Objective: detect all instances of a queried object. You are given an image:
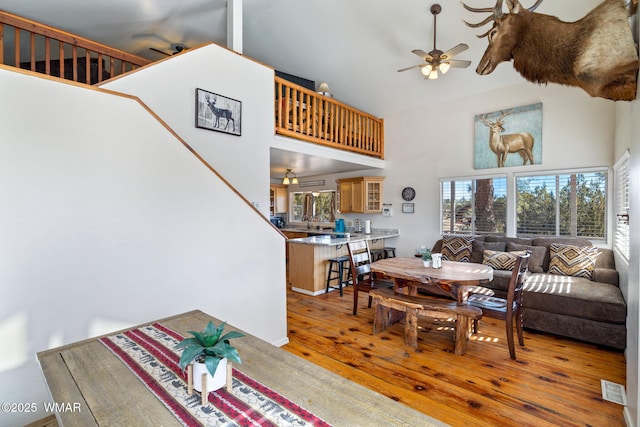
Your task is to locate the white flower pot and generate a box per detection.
[192,358,227,393]
[423,260,431,267]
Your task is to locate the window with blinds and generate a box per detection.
[441,177,506,235]
[614,152,630,260]
[515,170,608,239]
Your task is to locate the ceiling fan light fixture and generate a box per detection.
[282,168,298,185]
[398,3,470,79]
[421,64,433,76]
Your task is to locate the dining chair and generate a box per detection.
[468,252,530,360]
[347,240,393,315]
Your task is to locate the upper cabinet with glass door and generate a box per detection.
[337,176,384,213]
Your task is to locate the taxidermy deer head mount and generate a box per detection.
[463,0,639,101]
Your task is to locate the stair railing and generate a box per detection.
[0,10,150,84]
[275,77,384,159]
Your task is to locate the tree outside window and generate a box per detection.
[516,171,607,239]
[290,191,336,223]
[441,177,506,235]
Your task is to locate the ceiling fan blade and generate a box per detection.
[447,59,472,69]
[149,47,171,56]
[440,43,469,60]
[411,49,431,60]
[397,64,423,73]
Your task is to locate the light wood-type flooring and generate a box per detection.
[283,286,626,427]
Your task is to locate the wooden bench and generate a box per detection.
[369,288,483,355]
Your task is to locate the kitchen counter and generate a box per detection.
[286,229,399,295]
[287,230,399,246]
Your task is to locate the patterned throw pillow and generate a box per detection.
[505,242,546,273]
[483,250,528,271]
[440,236,474,263]
[548,243,599,279]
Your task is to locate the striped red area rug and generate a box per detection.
[99,323,331,427]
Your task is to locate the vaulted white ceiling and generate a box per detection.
[0,0,616,178]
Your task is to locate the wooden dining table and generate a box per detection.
[371,257,494,303]
[37,310,444,427]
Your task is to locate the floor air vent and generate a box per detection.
[601,379,627,405]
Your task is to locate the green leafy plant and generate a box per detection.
[175,321,244,377]
[422,249,432,261]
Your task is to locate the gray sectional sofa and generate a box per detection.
[432,236,626,350]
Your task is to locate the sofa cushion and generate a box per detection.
[595,248,616,270]
[548,243,599,279]
[532,236,592,271]
[483,250,527,271]
[485,236,533,246]
[440,235,474,262]
[505,242,547,273]
[593,267,619,287]
[471,240,506,263]
[523,273,626,324]
[485,269,514,293]
[433,236,483,253]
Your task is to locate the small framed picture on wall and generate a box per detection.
[402,203,414,214]
[195,88,242,136]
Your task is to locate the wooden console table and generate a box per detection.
[37,310,445,426]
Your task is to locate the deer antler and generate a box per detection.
[463,0,544,37]
[462,0,504,27]
[478,114,494,126]
[495,109,512,125]
[508,0,544,12]
[479,110,512,127]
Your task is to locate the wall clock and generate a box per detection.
[401,187,415,201]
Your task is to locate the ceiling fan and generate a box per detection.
[149,44,188,57]
[398,3,471,79]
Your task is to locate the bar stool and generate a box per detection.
[383,247,396,258]
[370,248,385,261]
[325,256,351,296]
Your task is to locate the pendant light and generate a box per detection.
[282,169,298,185]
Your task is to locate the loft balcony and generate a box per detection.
[1,10,383,159]
[275,77,384,159]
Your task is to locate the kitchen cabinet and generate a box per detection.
[337,176,384,213]
[270,184,288,215]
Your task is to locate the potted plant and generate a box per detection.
[175,320,244,392]
[422,249,432,267]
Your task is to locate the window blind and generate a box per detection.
[441,177,506,235]
[614,152,630,260]
[515,171,607,239]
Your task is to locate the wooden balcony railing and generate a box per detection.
[0,10,150,84]
[275,77,384,159]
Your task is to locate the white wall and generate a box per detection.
[0,62,286,426]
[376,82,616,256]
[297,82,616,259]
[103,43,274,216]
[616,92,640,427]
[627,98,640,427]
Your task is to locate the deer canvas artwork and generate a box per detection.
[474,103,542,169]
[463,0,639,101]
[196,88,242,136]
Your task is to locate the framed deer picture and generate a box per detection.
[196,88,242,136]
[473,102,542,169]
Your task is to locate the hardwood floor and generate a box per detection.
[283,286,626,427]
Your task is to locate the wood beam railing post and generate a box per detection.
[14,27,20,68]
[1,10,150,84]
[274,78,385,159]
